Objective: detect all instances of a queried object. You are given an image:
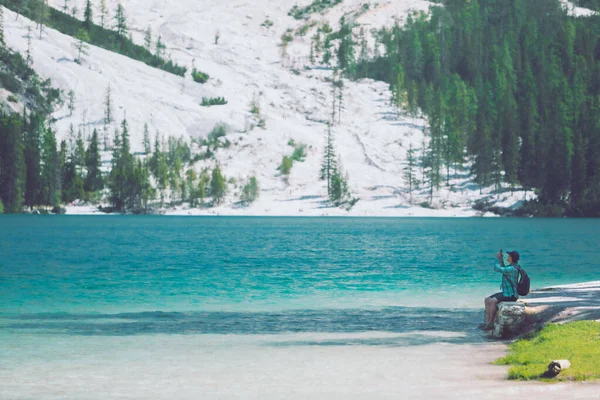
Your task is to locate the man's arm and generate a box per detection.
[494,262,514,273]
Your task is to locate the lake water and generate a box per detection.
[1,217,599,399]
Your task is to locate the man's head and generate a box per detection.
[507,251,520,264]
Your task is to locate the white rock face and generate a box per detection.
[493,302,525,339]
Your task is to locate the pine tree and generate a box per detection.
[143,123,151,154]
[68,90,75,116]
[0,6,5,47]
[0,113,25,213]
[358,27,369,64]
[83,0,93,30]
[279,32,292,65]
[135,159,154,211]
[336,16,356,74]
[84,129,103,193]
[144,26,152,51]
[108,118,134,211]
[424,85,443,199]
[320,124,337,196]
[322,35,332,65]
[198,169,210,205]
[23,112,42,208]
[40,126,60,206]
[393,66,408,112]
[104,84,112,124]
[335,75,344,125]
[155,35,165,58]
[62,0,69,13]
[25,26,33,66]
[114,3,128,41]
[37,0,50,39]
[210,165,227,205]
[330,69,338,125]
[99,0,107,28]
[73,29,90,64]
[403,143,418,203]
[75,128,86,167]
[150,133,168,202]
[312,32,322,59]
[407,80,419,120]
[62,150,84,204]
[240,176,259,205]
[185,168,197,206]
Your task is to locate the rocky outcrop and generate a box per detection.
[490,281,600,339]
[492,302,525,338]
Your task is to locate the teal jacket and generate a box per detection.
[494,262,520,298]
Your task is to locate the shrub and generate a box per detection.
[250,99,260,115]
[0,71,21,93]
[295,21,318,36]
[0,199,4,214]
[281,32,294,44]
[192,68,209,83]
[208,124,227,141]
[287,139,296,146]
[261,19,274,28]
[7,94,18,103]
[200,96,228,106]
[279,156,293,175]
[292,144,307,162]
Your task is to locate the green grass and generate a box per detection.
[494,321,600,381]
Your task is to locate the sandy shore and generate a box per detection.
[1,335,598,400]
[2,282,599,399]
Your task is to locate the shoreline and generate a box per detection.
[50,203,499,217]
[1,282,599,399]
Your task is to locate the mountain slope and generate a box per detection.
[4,1,534,216]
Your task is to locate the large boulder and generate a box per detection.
[493,302,525,338]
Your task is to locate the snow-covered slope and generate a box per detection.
[4,1,535,216]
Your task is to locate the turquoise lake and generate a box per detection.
[1,217,598,326]
[1,217,599,399]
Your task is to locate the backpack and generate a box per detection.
[514,265,530,296]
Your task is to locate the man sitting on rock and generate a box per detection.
[481,250,520,330]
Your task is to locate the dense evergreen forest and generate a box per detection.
[328,0,600,216]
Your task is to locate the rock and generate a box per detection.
[493,302,525,338]
[51,206,66,214]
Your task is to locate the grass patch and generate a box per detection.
[494,321,600,381]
